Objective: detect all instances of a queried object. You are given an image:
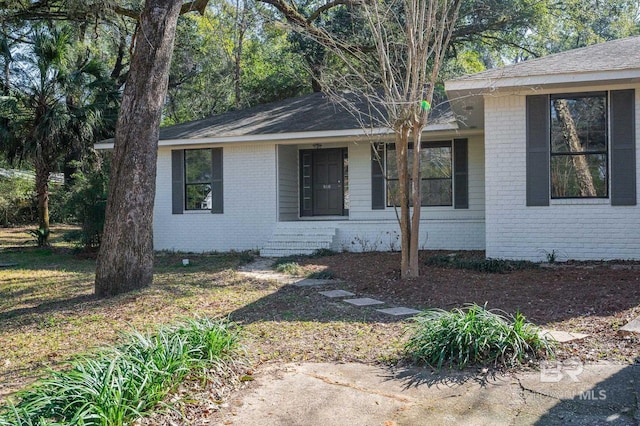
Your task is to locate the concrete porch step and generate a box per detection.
[262,223,337,257]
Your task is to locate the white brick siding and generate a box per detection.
[154,144,277,252]
[484,84,640,261]
[153,135,486,253]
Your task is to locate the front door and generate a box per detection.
[300,149,345,216]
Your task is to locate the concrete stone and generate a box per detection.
[343,297,385,306]
[211,362,640,426]
[319,290,355,298]
[618,316,640,336]
[292,278,338,287]
[539,329,589,343]
[376,307,422,316]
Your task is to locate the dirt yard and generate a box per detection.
[298,251,640,364]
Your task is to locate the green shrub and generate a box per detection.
[309,248,338,258]
[425,255,537,273]
[0,318,240,426]
[405,304,554,370]
[306,269,335,279]
[271,256,302,268]
[0,174,36,226]
[61,162,109,249]
[275,261,304,276]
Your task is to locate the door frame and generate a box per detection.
[299,148,348,217]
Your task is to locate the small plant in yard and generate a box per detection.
[405,304,554,370]
[306,269,335,279]
[425,255,538,273]
[275,261,304,276]
[0,318,242,426]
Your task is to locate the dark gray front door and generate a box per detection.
[300,149,344,216]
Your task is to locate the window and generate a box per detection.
[527,89,634,207]
[185,149,213,210]
[386,142,452,207]
[171,148,223,214]
[550,93,608,198]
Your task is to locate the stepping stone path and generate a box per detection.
[319,290,355,298]
[376,307,422,316]
[294,278,339,287]
[343,297,385,306]
[539,330,589,343]
[618,316,640,336]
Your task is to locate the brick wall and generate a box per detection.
[484,84,640,261]
[154,144,277,252]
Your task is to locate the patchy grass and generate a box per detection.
[0,318,241,425]
[0,227,406,401]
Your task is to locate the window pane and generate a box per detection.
[386,147,398,178]
[186,183,213,210]
[387,180,400,206]
[422,179,452,206]
[551,154,607,198]
[421,146,452,178]
[185,149,212,183]
[551,95,606,153]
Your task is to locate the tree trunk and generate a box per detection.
[34,159,50,246]
[95,0,183,297]
[552,99,597,197]
[396,128,412,278]
[408,126,422,277]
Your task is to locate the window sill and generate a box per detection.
[550,198,609,206]
[184,210,215,214]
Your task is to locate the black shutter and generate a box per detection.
[300,151,313,217]
[611,89,636,206]
[211,147,223,213]
[371,143,385,209]
[171,150,184,214]
[526,95,550,206]
[453,138,468,209]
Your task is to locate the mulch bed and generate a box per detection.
[300,251,640,364]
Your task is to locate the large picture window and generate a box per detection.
[386,142,452,207]
[185,149,213,210]
[550,93,608,198]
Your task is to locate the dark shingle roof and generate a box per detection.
[449,35,640,84]
[159,92,452,140]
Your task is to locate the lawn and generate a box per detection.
[1,225,639,405]
[0,226,405,401]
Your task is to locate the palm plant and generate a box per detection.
[0,25,115,245]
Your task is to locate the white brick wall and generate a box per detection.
[153,134,486,253]
[484,84,640,261]
[154,144,277,252]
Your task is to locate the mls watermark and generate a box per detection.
[540,358,584,383]
[539,358,607,401]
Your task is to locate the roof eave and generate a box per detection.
[94,122,460,150]
[445,69,640,93]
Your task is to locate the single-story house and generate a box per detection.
[97,35,640,261]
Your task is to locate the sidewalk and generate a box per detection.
[213,362,639,426]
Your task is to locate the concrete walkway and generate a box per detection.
[231,258,640,425]
[214,362,639,426]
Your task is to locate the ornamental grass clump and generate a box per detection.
[0,318,240,426]
[405,304,554,370]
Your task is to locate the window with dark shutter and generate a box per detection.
[371,143,385,209]
[526,95,551,206]
[172,148,223,214]
[454,139,468,209]
[611,89,636,206]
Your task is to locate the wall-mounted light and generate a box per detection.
[313,143,322,149]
